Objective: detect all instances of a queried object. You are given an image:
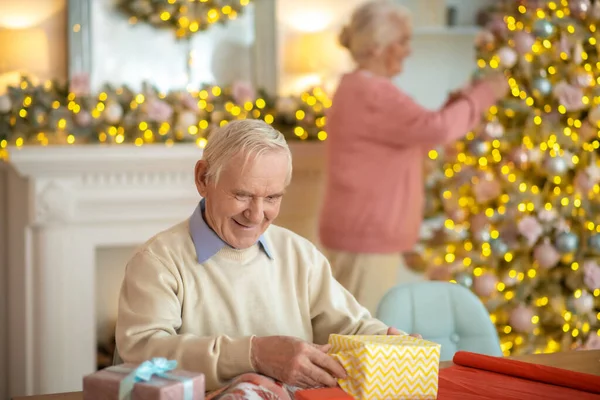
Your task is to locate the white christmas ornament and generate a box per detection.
[176,111,197,130]
[497,46,518,68]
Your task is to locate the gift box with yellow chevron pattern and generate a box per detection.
[328,334,441,400]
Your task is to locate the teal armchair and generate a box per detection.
[376,281,502,361]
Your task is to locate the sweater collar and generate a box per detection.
[189,199,273,263]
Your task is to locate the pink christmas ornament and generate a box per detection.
[473,273,498,297]
[509,305,535,333]
[583,261,600,290]
[470,213,489,233]
[534,240,561,269]
[514,31,535,55]
[473,177,502,203]
[74,110,92,127]
[575,170,594,192]
[518,216,543,246]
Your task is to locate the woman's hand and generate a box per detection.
[250,336,348,389]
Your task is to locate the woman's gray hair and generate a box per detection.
[339,0,412,63]
[202,119,292,185]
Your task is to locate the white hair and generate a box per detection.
[202,119,292,185]
[339,0,412,63]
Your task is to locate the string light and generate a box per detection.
[0,78,331,159]
[117,0,253,40]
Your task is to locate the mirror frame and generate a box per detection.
[66,0,278,95]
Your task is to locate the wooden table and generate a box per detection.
[13,350,600,400]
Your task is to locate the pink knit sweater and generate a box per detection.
[318,70,498,253]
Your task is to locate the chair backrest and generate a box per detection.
[375,281,502,361]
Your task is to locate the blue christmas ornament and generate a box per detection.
[533,19,556,39]
[555,232,579,254]
[588,234,600,254]
[532,77,553,98]
[491,238,509,256]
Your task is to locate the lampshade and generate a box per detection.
[284,30,350,75]
[0,0,65,29]
[0,27,50,78]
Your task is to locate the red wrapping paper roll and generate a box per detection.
[452,351,600,394]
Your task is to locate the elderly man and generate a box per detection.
[115,119,409,398]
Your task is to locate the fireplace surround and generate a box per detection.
[1,142,324,397]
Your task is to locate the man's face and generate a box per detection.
[196,150,289,249]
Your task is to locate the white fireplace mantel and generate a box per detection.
[1,142,325,397]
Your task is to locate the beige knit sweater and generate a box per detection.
[115,220,389,391]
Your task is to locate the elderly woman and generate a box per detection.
[115,119,414,399]
[318,0,509,315]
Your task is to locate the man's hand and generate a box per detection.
[250,336,347,389]
[387,327,422,339]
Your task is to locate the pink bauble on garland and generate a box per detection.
[473,273,498,297]
[509,305,535,333]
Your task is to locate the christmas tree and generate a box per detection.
[416,0,600,355]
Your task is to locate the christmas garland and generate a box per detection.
[118,0,253,39]
[0,75,329,158]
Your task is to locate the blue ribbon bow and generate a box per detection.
[108,357,193,400]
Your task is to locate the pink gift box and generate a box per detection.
[83,360,205,400]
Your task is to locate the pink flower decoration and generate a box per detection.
[146,99,173,122]
[231,81,256,104]
[518,216,543,246]
[69,73,90,97]
[553,81,585,111]
[583,260,600,290]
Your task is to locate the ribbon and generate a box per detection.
[107,357,194,400]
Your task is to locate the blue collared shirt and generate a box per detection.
[189,199,274,263]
